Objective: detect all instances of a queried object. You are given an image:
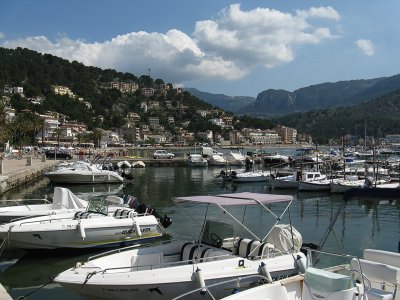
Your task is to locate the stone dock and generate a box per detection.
[0,157,59,195]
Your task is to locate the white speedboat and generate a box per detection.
[270,171,326,190]
[0,198,170,249]
[186,154,208,167]
[0,187,87,222]
[54,192,307,300]
[231,170,270,183]
[44,160,124,184]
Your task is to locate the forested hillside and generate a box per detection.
[273,89,400,143]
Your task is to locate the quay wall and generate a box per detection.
[0,157,59,195]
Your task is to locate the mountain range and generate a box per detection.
[188,74,400,119]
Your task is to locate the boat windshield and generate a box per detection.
[86,198,108,215]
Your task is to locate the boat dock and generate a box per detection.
[0,157,59,195]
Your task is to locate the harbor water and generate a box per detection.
[0,165,399,299]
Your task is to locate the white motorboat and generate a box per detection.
[231,170,271,183]
[225,151,246,166]
[0,187,87,222]
[191,248,400,300]
[186,154,208,167]
[0,197,171,249]
[44,160,124,184]
[131,161,145,168]
[330,176,366,193]
[298,179,331,191]
[263,153,290,166]
[269,171,326,190]
[54,192,307,300]
[208,154,227,166]
[117,160,132,168]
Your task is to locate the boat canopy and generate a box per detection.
[52,187,87,209]
[173,192,293,206]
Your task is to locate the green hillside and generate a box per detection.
[273,89,400,143]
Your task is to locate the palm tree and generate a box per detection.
[31,115,44,146]
[91,128,103,148]
[53,127,64,148]
[0,100,10,147]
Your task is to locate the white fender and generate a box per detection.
[195,268,207,295]
[78,222,86,240]
[296,254,307,274]
[260,262,273,283]
[134,220,141,237]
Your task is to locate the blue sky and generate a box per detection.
[1,0,399,97]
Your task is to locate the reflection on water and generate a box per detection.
[0,167,399,299]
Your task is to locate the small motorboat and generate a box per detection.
[0,197,171,250]
[44,160,124,184]
[186,154,208,167]
[54,192,306,300]
[131,161,145,168]
[231,170,270,183]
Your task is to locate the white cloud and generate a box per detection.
[1,4,340,83]
[355,39,375,56]
[0,32,4,39]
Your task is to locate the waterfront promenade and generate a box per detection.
[0,157,59,195]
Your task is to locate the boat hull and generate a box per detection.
[45,173,123,184]
[0,217,163,249]
[298,181,331,191]
[56,254,302,300]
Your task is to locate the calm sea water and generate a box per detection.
[0,164,399,299]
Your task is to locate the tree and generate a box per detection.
[52,127,64,148]
[91,128,103,148]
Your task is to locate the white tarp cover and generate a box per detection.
[266,224,302,253]
[174,192,293,206]
[52,187,88,209]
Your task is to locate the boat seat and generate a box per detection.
[363,249,400,268]
[236,238,274,259]
[302,267,355,300]
[113,209,137,219]
[351,258,399,300]
[180,243,214,263]
[74,211,93,219]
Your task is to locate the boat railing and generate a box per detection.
[13,215,76,225]
[99,252,235,274]
[171,274,270,300]
[0,198,52,208]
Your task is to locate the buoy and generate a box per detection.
[78,222,86,240]
[296,254,307,274]
[195,268,207,295]
[259,262,273,283]
[134,221,141,237]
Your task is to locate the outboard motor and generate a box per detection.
[120,170,134,180]
[231,170,237,179]
[137,202,172,228]
[245,158,253,172]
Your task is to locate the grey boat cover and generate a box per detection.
[51,187,88,209]
[174,192,293,206]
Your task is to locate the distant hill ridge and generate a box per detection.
[184,88,255,113]
[187,75,400,118]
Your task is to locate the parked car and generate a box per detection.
[45,150,73,160]
[153,150,175,159]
